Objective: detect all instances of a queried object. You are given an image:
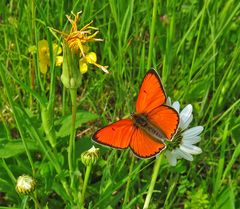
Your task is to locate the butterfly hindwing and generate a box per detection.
[147,105,179,140]
[136,69,166,113]
[130,127,166,158]
[92,119,134,149]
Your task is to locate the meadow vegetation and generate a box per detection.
[0,0,240,208]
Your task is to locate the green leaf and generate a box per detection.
[215,186,235,209]
[0,139,39,158]
[183,76,211,102]
[57,110,98,137]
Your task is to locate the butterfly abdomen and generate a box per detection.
[131,113,167,143]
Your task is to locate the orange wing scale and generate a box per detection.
[130,128,166,158]
[147,105,179,140]
[136,69,166,113]
[92,119,134,149]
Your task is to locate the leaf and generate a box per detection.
[0,139,39,158]
[215,186,235,209]
[57,110,98,137]
[183,76,211,102]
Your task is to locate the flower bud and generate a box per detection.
[16,175,36,194]
[81,146,99,166]
[61,40,82,89]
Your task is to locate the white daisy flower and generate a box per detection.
[165,98,204,166]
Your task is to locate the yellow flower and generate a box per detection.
[58,12,109,74]
[79,52,109,74]
[38,40,63,74]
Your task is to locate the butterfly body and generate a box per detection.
[131,113,166,143]
[93,69,179,158]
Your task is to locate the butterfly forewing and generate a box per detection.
[92,119,134,149]
[136,69,166,113]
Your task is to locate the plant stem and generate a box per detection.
[143,154,163,209]
[62,86,67,116]
[147,0,158,70]
[32,192,42,209]
[81,165,92,207]
[68,88,77,187]
[28,0,36,110]
[123,155,135,207]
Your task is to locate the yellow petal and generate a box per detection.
[85,52,97,64]
[79,59,88,74]
[38,40,49,64]
[38,39,48,48]
[39,62,48,74]
[56,56,63,66]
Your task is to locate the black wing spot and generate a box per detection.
[112,127,116,131]
[144,90,147,94]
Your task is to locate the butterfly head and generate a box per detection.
[131,113,148,127]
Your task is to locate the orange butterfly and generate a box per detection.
[92,69,179,158]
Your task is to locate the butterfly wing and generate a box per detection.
[130,128,166,158]
[92,119,134,149]
[147,105,179,140]
[136,69,166,113]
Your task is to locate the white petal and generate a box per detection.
[180,104,192,128]
[175,148,193,161]
[180,144,202,155]
[182,136,201,144]
[180,114,193,130]
[165,151,177,166]
[172,101,180,113]
[166,97,172,106]
[182,126,204,138]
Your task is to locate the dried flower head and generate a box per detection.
[81,146,100,166]
[16,175,36,194]
[54,11,109,73]
[62,12,103,56]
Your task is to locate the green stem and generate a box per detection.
[123,155,135,207]
[143,154,163,209]
[68,88,77,187]
[0,105,11,140]
[62,86,67,116]
[147,0,158,70]
[188,0,207,83]
[28,0,36,110]
[32,192,42,209]
[2,159,16,185]
[81,165,92,207]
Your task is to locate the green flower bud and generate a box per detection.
[16,175,36,194]
[81,146,100,166]
[61,40,82,89]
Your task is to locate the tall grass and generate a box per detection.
[0,0,240,208]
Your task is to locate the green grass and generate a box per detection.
[0,0,240,208]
